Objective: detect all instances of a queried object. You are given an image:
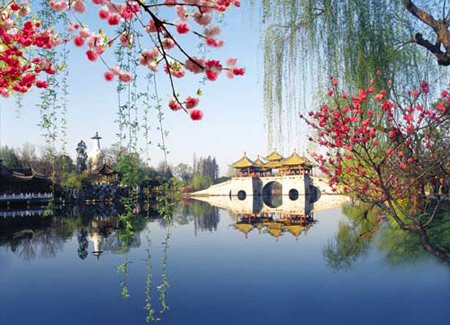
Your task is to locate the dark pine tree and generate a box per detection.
[76,140,88,173]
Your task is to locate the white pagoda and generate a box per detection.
[88,132,105,172]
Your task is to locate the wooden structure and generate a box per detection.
[253,155,266,176]
[232,211,316,241]
[92,162,118,184]
[0,160,52,199]
[231,153,257,177]
[263,150,283,175]
[280,150,313,176]
[230,150,313,177]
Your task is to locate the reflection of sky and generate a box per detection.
[1,204,450,324]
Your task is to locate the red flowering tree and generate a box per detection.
[0,2,61,97]
[1,0,244,120]
[301,73,450,261]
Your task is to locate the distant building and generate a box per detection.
[0,160,52,203]
[231,149,313,177]
[87,132,118,184]
[88,132,105,172]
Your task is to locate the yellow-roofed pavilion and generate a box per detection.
[281,149,313,176]
[263,149,284,176]
[230,149,313,177]
[231,153,256,177]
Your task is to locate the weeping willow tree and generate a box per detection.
[256,0,448,150]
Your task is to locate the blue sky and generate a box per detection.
[0,3,292,175]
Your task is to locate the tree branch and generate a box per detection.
[404,0,438,31]
[404,0,450,66]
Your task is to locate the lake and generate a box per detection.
[1,196,449,324]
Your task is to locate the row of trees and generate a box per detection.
[0,141,224,192]
[173,155,226,191]
[0,144,73,175]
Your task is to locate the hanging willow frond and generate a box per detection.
[255,0,447,149]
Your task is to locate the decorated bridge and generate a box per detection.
[190,150,334,199]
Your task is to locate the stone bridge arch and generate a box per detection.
[262,181,283,208]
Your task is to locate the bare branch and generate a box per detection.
[404,0,439,31]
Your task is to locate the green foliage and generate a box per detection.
[0,146,20,168]
[216,176,231,184]
[173,163,193,182]
[327,202,450,268]
[115,153,144,186]
[190,173,213,191]
[76,140,88,173]
[256,0,446,148]
[323,203,377,271]
[377,223,424,265]
[60,172,89,190]
[423,208,450,253]
[193,156,219,181]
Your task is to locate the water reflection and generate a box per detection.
[233,213,316,241]
[192,190,329,241]
[0,204,145,261]
[323,202,450,270]
[177,200,220,235]
[1,197,450,324]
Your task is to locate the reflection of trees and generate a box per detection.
[177,200,220,235]
[324,203,385,270]
[324,203,450,270]
[77,228,89,260]
[0,204,148,260]
[10,227,68,261]
[378,208,450,265]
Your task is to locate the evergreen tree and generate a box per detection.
[0,146,21,168]
[76,140,88,173]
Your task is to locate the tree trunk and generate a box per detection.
[415,227,450,264]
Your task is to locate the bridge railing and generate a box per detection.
[0,193,53,201]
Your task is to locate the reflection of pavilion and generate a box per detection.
[194,194,318,241]
[192,191,348,241]
[232,211,315,241]
[88,216,120,259]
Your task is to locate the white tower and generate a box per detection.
[88,132,105,171]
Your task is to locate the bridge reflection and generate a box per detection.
[232,212,316,241]
[192,188,349,241]
[192,192,321,241]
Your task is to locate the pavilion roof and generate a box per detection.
[265,227,283,239]
[282,151,313,167]
[234,223,254,234]
[302,156,314,167]
[231,153,255,168]
[264,150,283,161]
[97,162,116,175]
[264,160,282,169]
[253,155,266,167]
[283,225,304,238]
[233,223,254,239]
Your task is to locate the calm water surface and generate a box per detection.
[0,197,449,325]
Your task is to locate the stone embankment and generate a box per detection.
[58,184,131,203]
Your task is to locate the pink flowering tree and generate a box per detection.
[301,73,450,261]
[1,0,244,120]
[0,2,62,97]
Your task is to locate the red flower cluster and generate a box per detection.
[0,2,61,96]
[301,73,450,202]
